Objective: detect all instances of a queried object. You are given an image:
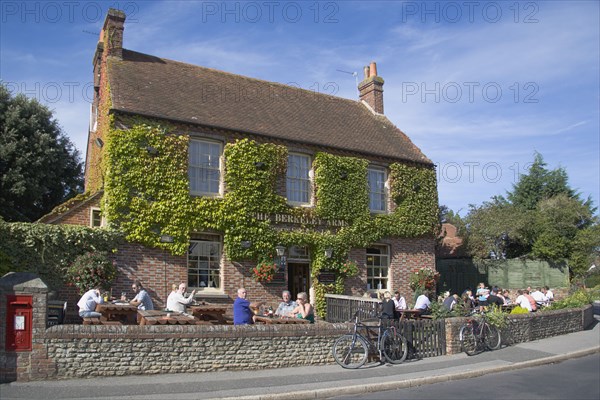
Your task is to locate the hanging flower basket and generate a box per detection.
[339,260,359,277]
[252,258,277,282]
[409,268,440,292]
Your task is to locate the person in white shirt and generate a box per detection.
[543,286,554,302]
[414,291,431,314]
[531,287,548,306]
[515,289,532,312]
[77,286,104,318]
[166,282,196,314]
[393,291,407,312]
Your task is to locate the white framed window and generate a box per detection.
[368,167,387,213]
[90,208,104,228]
[188,234,222,291]
[189,139,222,196]
[366,245,389,291]
[286,153,312,205]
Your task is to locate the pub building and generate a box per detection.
[39,9,439,316]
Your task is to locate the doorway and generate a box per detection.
[288,262,310,299]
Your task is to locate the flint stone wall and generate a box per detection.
[444,304,594,354]
[42,323,348,379]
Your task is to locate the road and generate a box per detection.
[333,353,600,400]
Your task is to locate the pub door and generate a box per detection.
[288,262,310,299]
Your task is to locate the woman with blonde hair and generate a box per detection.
[288,292,315,323]
[381,291,396,319]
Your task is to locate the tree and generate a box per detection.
[568,223,600,277]
[0,84,83,222]
[462,153,597,262]
[507,152,575,210]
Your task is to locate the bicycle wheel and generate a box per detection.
[482,323,501,350]
[381,329,408,364]
[332,334,369,369]
[459,324,479,356]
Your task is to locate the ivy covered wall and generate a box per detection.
[101,120,439,315]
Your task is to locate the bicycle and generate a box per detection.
[332,312,408,368]
[459,311,502,356]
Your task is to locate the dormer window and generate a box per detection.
[286,153,312,206]
[368,167,387,213]
[189,139,222,196]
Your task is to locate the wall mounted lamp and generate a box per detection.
[275,245,286,257]
[241,240,252,249]
[324,248,333,258]
[254,161,266,169]
[94,138,104,148]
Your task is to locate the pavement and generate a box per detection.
[1,316,599,400]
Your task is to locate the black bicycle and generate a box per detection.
[459,311,502,356]
[332,312,408,368]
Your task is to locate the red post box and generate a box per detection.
[5,295,33,351]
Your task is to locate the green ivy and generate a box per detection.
[101,119,439,317]
[0,220,122,290]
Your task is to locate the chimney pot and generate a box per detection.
[369,61,378,77]
[363,66,370,79]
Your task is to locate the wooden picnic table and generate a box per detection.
[189,305,230,324]
[254,315,310,325]
[95,302,138,324]
[138,310,197,325]
[398,309,426,321]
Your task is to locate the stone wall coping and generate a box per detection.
[44,322,351,339]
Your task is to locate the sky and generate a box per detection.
[1,0,599,216]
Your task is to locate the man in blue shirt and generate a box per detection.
[233,288,260,325]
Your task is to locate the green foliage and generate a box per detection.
[313,153,369,221]
[485,305,508,329]
[386,163,439,237]
[103,120,194,255]
[546,289,593,310]
[531,194,594,260]
[568,223,600,276]
[409,268,440,291]
[508,152,575,210]
[251,255,278,282]
[510,306,530,314]
[0,219,122,289]
[461,152,597,263]
[66,251,117,294]
[0,83,83,222]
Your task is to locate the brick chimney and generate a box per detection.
[358,61,384,114]
[100,8,126,59]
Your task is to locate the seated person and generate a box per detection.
[288,292,315,323]
[514,289,532,312]
[77,285,104,318]
[523,289,538,312]
[531,287,548,307]
[414,291,431,315]
[486,288,504,308]
[274,290,297,317]
[442,293,459,311]
[543,286,554,302]
[233,288,262,325]
[381,291,396,319]
[461,289,475,310]
[129,280,154,310]
[393,291,407,312]
[166,282,196,315]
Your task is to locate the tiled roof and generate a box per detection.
[108,50,432,165]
